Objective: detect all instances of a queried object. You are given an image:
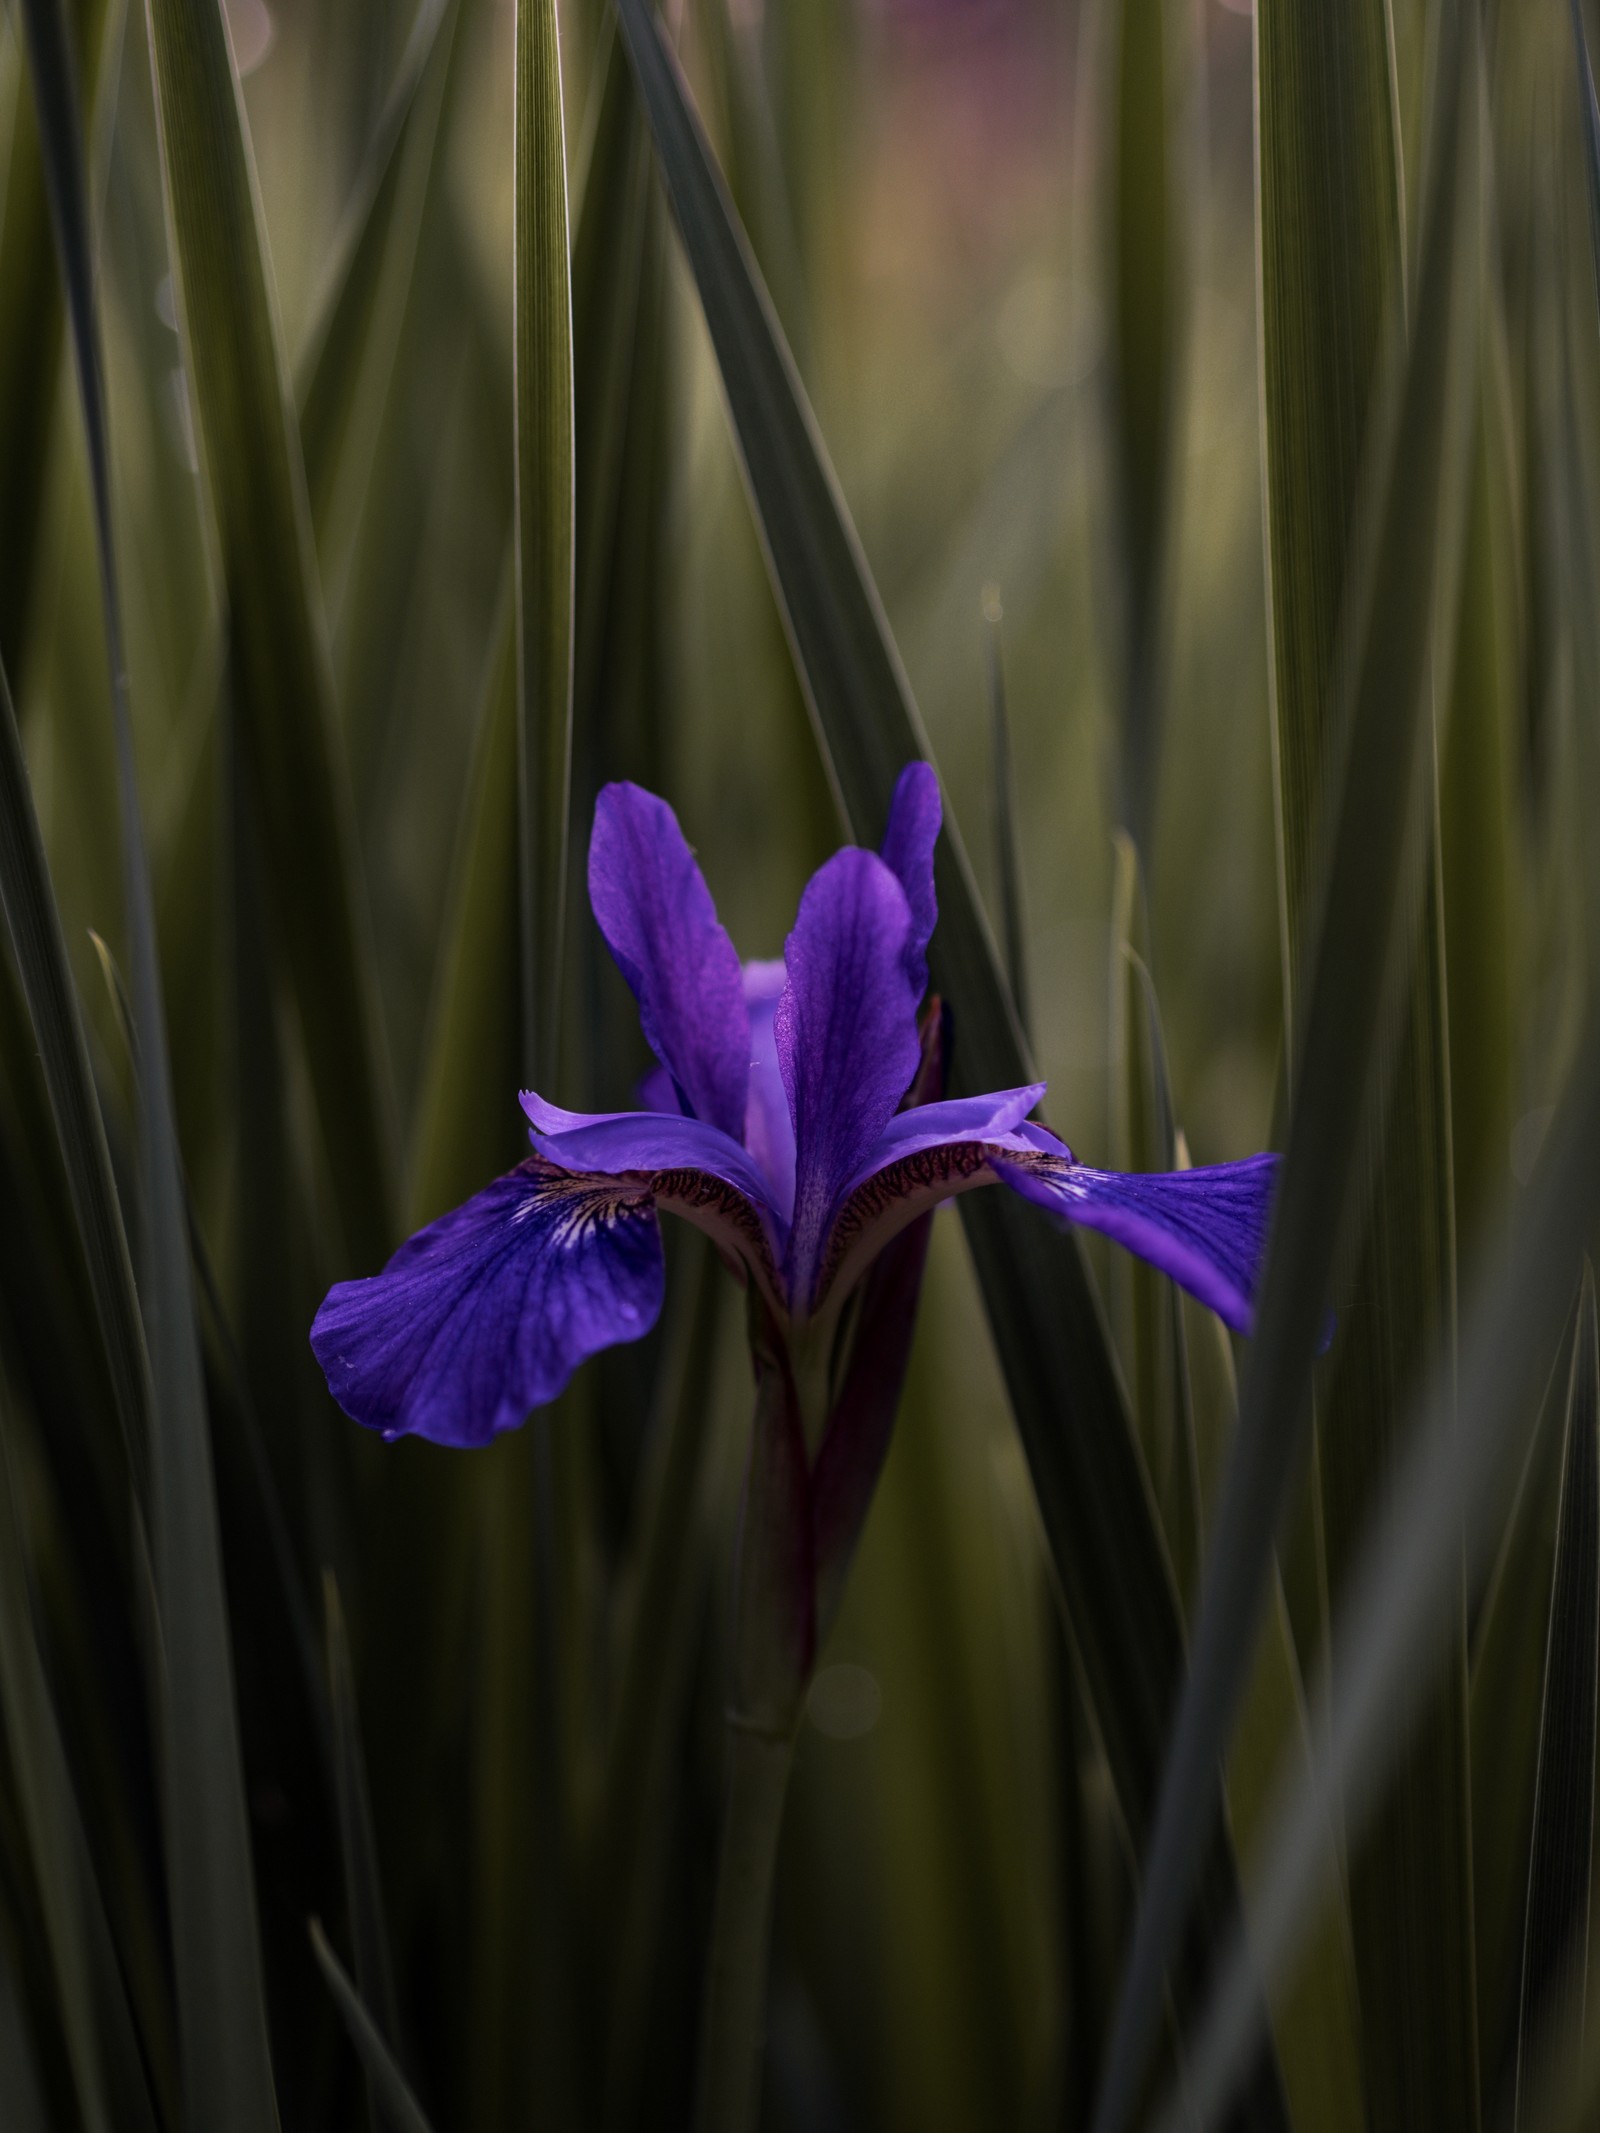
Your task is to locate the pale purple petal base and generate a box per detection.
[310,1162,665,1445]
[742,959,796,1222]
[995,1151,1279,1335]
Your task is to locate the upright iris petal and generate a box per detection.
[588,783,750,1141]
[878,760,941,999]
[775,849,925,1304]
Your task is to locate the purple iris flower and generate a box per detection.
[312,762,1275,1464]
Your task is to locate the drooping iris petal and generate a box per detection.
[776,848,924,1302]
[743,959,796,1222]
[994,1150,1280,1334]
[310,1162,664,1446]
[518,1094,786,1227]
[588,783,750,1141]
[878,760,941,998]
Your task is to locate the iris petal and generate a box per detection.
[775,848,924,1304]
[995,1150,1280,1334]
[310,1161,664,1445]
[878,761,941,999]
[519,1096,787,1228]
[588,783,750,1141]
[839,1084,1049,1198]
[743,959,796,1222]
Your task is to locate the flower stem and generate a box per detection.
[694,1720,797,2133]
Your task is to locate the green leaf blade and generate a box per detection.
[142,0,397,1270]
[514,0,576,1091]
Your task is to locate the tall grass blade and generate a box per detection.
[512,19,577,2123]
[294,0,457,538]
[143,0,397,1270]
[0,0,108,690]
[1440,372,1516,1257]
[409,569,522,1224]
[598,1238,722,2131]
[1261,0,1474,2116]
[1511,1265,1599,2122]
[569,13,652,741]
[982,586,1030,1045]
[0,651,147,1483]
[0,1936,50,2133]
[1100,0,1183,851]
[309,1922,437,2133]
[611,0,1208,1895]
[1571,0,1600,305]
[1145,1022,1600,2133]
[324,1577,403,2116]
[1090,12,1479,2127]
[514,0,575,1092]
[0,1402,112,2133]
[19,0,281,2122]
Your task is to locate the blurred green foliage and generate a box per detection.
[4,0,1600,2127]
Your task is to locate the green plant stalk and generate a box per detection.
[513,0,575,1093]
[695,1724,798,2133]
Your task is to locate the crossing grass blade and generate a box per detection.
[142,0,397,1273]
[18,0,281,2123]
[610,0,1229,1912]
[309,1922,437,2133]
[1469,1312,1573,2095]
[1089,11,1480,2126]
[1511,1264,1599,2122]
[514,0,575,1093]
[1224,1572,1365,2133]
[1145,1017,1600,2133]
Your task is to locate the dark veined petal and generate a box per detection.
[519,1094,788,1305]
[775,848,924,1304]
[878,760,940,999]
[588,782,750,1140]
[994,1149,1280,1334]
[743,958,796,1223]
[519,1093,786,1226]
[310,1161,665,1446]
[838,1084,1049,1198]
